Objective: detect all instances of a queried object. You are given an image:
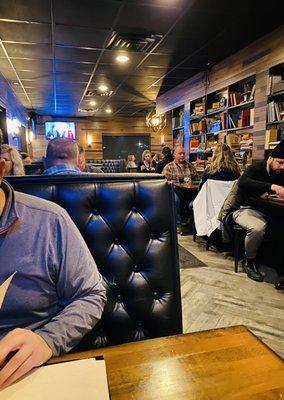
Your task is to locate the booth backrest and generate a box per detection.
[87,159,125,173]
[7,174,182,350]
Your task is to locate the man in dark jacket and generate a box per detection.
[226,140,284,287]
[155,146,174,173]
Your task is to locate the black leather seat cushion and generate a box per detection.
[7,174,182,350]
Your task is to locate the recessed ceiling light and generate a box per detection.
[116,54,129,64]
[98,84,108,92]
[105,107,112,114]
[89,100,97,106]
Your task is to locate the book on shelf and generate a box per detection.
[191,102,205,117]
[226,133,240,149]
[267,101,284,122]
[265,128,278,149]
[272,81,284,94]
[190,119,206,134]
[172,116,183,128]
[249,84,256,101]
[227,109,253,129]
[250,108,254,125]
[241,110,250,127]
[229,91,243,106]
[267,75,282,95]
[227,114,236,129]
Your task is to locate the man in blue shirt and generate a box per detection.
[0,153,106,388]
[43,138,82,175]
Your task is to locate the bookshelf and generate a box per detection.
[265,62,284,151]
[187,76,256,170]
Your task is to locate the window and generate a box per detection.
[102,135,149,160]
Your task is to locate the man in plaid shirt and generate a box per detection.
[162,147,198,183]
[162,146,198,224]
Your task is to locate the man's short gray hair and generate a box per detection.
[46,138,78,162]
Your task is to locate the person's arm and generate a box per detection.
[137,161,145,172]
[189,163,199,181]
[35,210,106,355]
[238,164,273,197]
[0,210,106,388]
[161,164,171,180]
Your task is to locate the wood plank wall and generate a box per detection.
[156,25,284,160]
[31,115,172,161]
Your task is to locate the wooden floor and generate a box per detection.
[179,235,284,359]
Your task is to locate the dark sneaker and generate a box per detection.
[275,277,284,290]
[244,261,263,282]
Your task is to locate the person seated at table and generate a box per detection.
[162,146,198,224]
[0,144,25,176]
[0,153,106,389]
[77,145,103,173]
[126,154,137,169]
[219,140,284,288]
[199,143,241,190]
[43,138,83,175]
[137,150,156,173]
[155,146,174,173]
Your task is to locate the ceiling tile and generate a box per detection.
[55,25,109,48]
[0,21,51,43]
[55,47,100,63]
[4,43,52,59]
[53,0,121,28]
[0,0,51,23]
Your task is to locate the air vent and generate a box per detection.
[106,31,163,53]
[85,90,113,97]
[78,108,98,113]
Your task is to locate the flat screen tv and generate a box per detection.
[45,122,76,140]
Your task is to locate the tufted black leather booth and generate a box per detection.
[86,159,126,173]
[7,173,182,351]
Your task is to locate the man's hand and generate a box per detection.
[271,184,284,199]
[0,328,52,390]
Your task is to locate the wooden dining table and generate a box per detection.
[49,325,284,399]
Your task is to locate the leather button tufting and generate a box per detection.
[151,233,155,239]
[132,206,137,212]
[117,294,122,302]
[114,238,119,244]
[153,292,158,299]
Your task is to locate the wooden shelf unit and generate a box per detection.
[186,75,256,168]
[265,62,284,151]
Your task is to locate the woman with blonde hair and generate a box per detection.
[126,154,137,169]
[137,149,155,172]
[199,143,240,189]
[0,144,25,176]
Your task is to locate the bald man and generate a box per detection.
[162,146,198,224]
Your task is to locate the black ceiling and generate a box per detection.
[0,0,282,117]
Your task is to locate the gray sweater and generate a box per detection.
[0,181,106,355]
